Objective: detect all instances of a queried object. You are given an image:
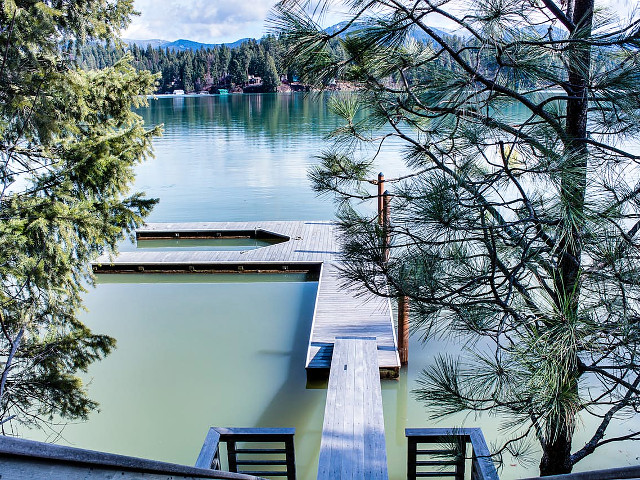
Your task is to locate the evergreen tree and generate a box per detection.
[181,52,195,92]
[0,0,160,432]
[229,54,248,86]
[262,54,280,92]
[274,0,640,475]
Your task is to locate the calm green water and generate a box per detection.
[135,237,282,251]
[29,94,640,479]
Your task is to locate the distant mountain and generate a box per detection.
[122,39,169,48]
[122,21,462,53]
[122,38,254,51]
[122,21,564,54]
[323,21,458,41]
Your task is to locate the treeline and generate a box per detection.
[77,36,295,93]
[77,32,541,94]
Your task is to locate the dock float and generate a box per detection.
[93,221,401,376]
[317,337,388,480]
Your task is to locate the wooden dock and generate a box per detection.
[93,221,401,375]
[317,337,388,480]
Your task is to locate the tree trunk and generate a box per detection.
[543,0,594,475]
[539,425,574,476]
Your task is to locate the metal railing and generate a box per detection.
[406,428,500,480]
[196,427,296,480]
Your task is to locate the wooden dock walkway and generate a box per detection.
[93,221,400,375]
[317,337,388,480]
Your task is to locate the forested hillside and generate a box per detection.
[76,30,521,95]
[77,36,291,93]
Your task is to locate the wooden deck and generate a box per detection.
[317,337,388,480]
[93,221,400,375]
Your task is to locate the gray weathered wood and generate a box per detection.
[92,221,401,374]
[317,337,389,480]
[520,465,640,480]
[0,435,263,480]
[195,428,221,469]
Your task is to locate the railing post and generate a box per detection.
[407,435,417,480]
[285,435,296,480]
[397,295,409,365]
[377,172,385,225]
[455,436,466,480]
[227,440,237,473]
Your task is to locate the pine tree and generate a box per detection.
[262,53,280,92]
[0,0,161,432]
[274,0,640,474]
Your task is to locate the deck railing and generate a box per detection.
[406,428,500,480]
[0,435,263,479]
[196,427,296,480]
[520,465,640,480]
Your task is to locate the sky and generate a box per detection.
[122,0,637,44]
[122,0,282,43]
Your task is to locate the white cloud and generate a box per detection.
[124,0,278,43]
[123,0,638,43]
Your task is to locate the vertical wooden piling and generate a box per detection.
[377,172,385,225]
[397,295,409,365]
[382,190,391,262]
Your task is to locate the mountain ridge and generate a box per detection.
[122,37,253,50]
[122,22,464,52]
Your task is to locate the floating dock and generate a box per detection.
[317,337,388,480]
[93,221,401,376]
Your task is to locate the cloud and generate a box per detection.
[124,0,278,43]
[123,0,638,43]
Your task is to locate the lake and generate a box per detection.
[27,94,640,479]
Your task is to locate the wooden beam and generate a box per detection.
[195,428,221,470]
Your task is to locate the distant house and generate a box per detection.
[173,89,185,95]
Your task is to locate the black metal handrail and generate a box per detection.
[406,428,500,480]
[196,427,296,480]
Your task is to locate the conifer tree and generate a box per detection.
[262,54,281,92]
[0,0,160,433]
[274,0,640,474]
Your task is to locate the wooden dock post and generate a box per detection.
[397,295,409,365]
[377,172,385,225]
[382,190,391,262]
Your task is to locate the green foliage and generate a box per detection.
[262,54,281,92]
[78,35,289,93]
[274,0,640,474]
[0,0,160,432]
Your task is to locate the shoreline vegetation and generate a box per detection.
[76,30,466,95]
[76,35,339,94]
[147,80,360,97]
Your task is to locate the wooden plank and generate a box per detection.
[366,337,388,479]
[195,427,221,469]
[0,435,262,480]
[317,338,388,480]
